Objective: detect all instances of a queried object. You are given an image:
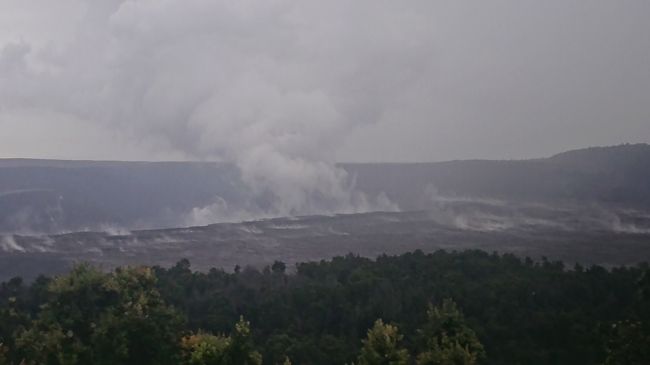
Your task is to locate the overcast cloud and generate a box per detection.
[0,0,649,216]
[1,0,649,163]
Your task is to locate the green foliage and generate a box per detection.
[601,266,650,365]
[416,299,485,365]
[357,319,409,365]
[14,265,184,365]
[602,320,650,365]
[271,261,287,275]
[182,332,231,365]
[0,250,648,365]
[0,278,30,364]
[0,343,9,365]
[182,317,262,365]
[416,335,477,365]
[224,317,263,365]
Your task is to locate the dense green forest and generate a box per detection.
[0,250,649,364]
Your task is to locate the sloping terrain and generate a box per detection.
[2,200,650,281]
[1,144,650,281]
[0,161,243,233]
[343,143,650,210]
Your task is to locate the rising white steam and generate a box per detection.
[0,0,435,220]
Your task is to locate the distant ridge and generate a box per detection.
[342,143,650,210]
[0,158,218,169]
[549,143,650,160]
[0,144,649,233]
[3,143,648,166]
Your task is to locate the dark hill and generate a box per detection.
[342,143,650,210]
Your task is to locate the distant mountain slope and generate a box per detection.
[0,162,244,233]
[0,144,649,233]
[342,143,650,210]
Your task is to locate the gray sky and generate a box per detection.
[0,0,649,163]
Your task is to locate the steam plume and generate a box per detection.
[0,0,433,219]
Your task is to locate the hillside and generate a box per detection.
[0,144,649,233]
[343,143,650,210]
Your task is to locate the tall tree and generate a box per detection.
[182,332,231,365]
[357,319,409,365]
[416,299,485,365]
[224,317,263,365]
[183,317,262,365]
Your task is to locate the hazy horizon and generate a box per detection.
[0,142,648,164]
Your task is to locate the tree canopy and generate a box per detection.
[0,250,648,364]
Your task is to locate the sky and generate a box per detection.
[0,0,649,163]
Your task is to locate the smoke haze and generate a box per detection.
[1,1,650,218]
[1,0,434,216]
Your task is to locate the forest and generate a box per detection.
[0,249,648,365]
